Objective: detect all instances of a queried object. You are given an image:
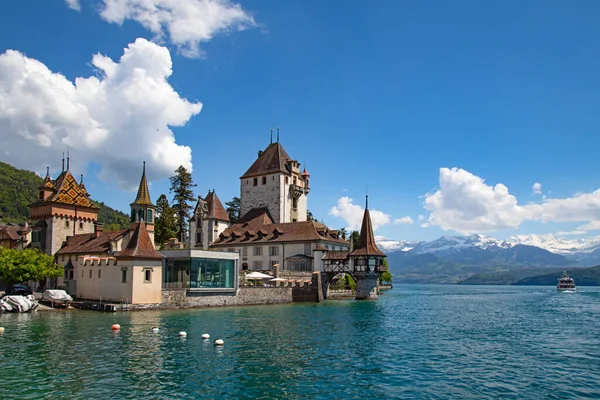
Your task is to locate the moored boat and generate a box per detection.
[557,271,576,292]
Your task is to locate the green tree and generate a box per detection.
[0,248,62,292]
[350,230,360,250]
[345,274,356,291]
[307,210,317,221]
[339,227,348,240]
[225,196,241,223]
[379,271,393,284]
[155,194,178,246]
[169,166,196,243]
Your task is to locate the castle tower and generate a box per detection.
[130,161,156,245]
[349,194,387,300]
[189,190,231,249]
[29,155,99,255]
[239,139,309,223]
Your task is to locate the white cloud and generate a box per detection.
[329,196,391,231]
[99,0,256,58]
[423,167,600,234]
[393,216,414,225]
[65,0,81,11]
[424,168,537,233]
[532,182,542,195]
[0,38,201,189]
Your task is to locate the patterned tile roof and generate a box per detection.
[32,171,98,209]
[131,162,153,206]
[240,142,293,179]
[117,220,163,259]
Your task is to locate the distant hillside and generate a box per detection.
[0,161,129,230]
[385,235,578,284]
[514,266,600,286]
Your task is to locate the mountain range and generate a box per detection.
[376,233,600,284]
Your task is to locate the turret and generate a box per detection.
[130,162,155,244]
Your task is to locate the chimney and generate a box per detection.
[258,150,264,158]
[94,222,104,238]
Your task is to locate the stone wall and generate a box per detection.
[155,287,293,310]
[291,271,323,302]
[240,173,283,223]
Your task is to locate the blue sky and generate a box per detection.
[1,0,600,242]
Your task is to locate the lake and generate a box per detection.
[1,285,599,399]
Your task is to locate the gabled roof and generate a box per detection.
[350,207,386,257]
[56,229,129,255]
[31,170,98,209]
[205,191,230,222]
[240,142,292,179]
[117,220,163,260]
[131,162,153,206]
[0,224,30,241]
[212,207,348,246]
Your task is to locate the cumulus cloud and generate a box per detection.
[0,38,201,189]
[99,0,256,58]
[329,197,391,231]
[532,182,542,195]
[65,0,81,11]
[393,216,414,225]
[423,167,600,234]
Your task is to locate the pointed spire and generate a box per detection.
[67,151,70,170]
[270,129,273,144]
[62,152,65,172]
[277,127,280,142]
[350,193,385,257]
[131,161,153,206]
[45,167,50,179]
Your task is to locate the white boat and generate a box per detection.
[557,271,576,292]
[42,290,73,306]
[1,295,38,312]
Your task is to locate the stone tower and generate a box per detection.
[29,155,99,255]
[239,141,310,223]
[130,161,156,245]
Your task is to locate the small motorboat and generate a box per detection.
[1,295,38,312]
[41,290,73,307]
[557,271,576,292]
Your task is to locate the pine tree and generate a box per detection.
[169,166,196,243]
[350,230,360,250]
[225,196,241,223]
[307,210,316,221]
[155,194,178,246]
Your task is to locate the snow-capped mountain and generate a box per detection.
[408,234,512,255]
[505,234,600,255]
[374,236,420,253]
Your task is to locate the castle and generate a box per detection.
[28,156,163,303]
[190,139,350,273]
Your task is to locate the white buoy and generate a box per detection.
[179,331,187,337]
[214,339,224,346]
[0,327,4,334]
[152,327,159,333]
[201,333,210,339]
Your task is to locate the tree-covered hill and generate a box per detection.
[0,161,129,230]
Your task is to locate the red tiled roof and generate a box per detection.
[322,251,350,260]
[56,229,129,255]
[205,191,230,222]
[240,142,292,179]
[117,220,164,260]
[212,207,349,246]
[350,208,386,257]
[0,224,30,241]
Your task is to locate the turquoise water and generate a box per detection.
[1,285,600,399]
